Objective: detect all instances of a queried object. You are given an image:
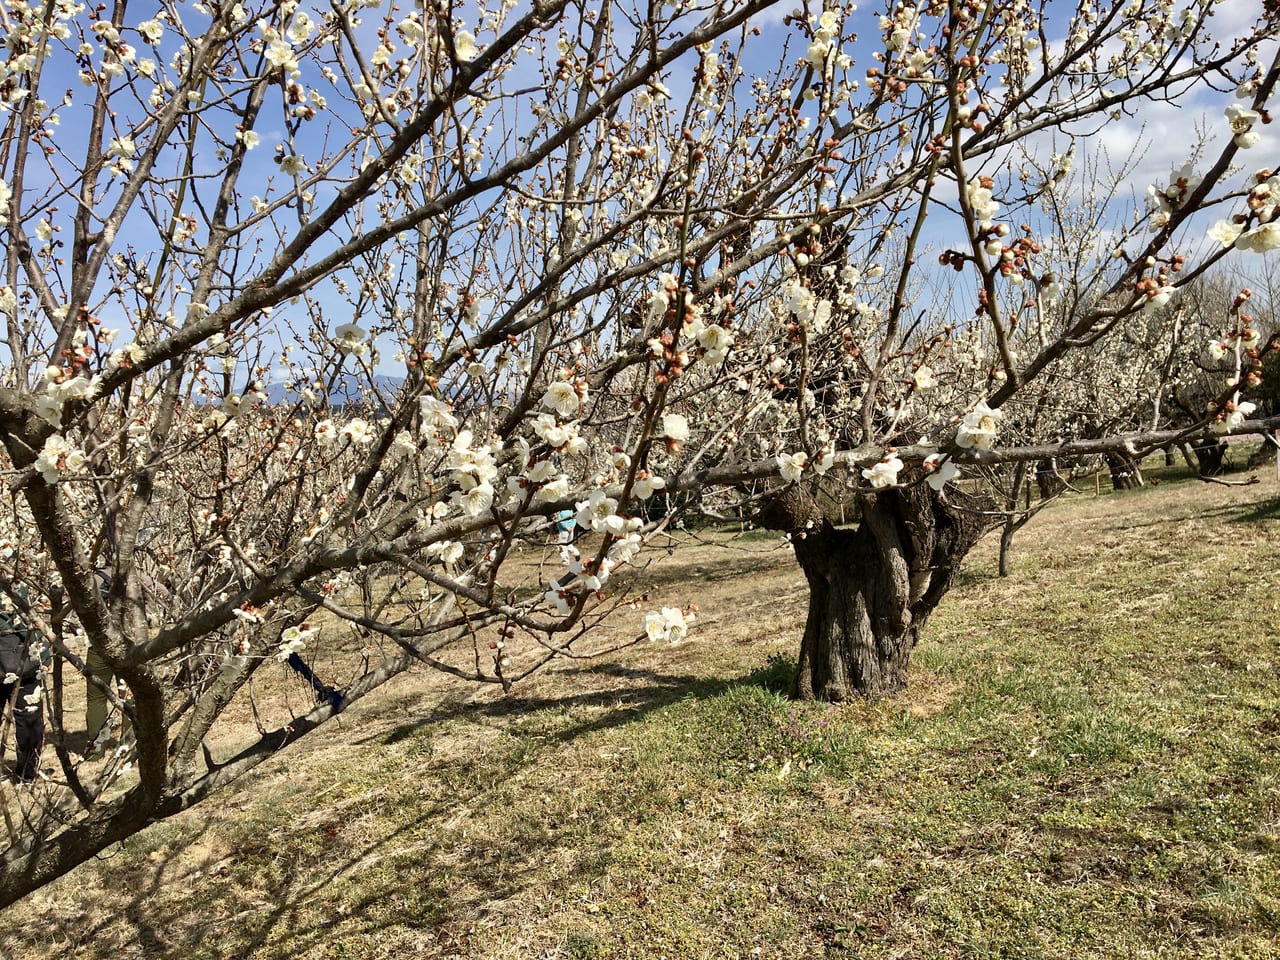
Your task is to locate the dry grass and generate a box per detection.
[2,462,1279,959]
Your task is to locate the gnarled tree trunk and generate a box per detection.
[760,481,992,701]
[1191,437,1228,477]
[1246,441,1276,471]
[1105,452,1144,490]
[1035,458,1067,498]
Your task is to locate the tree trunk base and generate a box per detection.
[1106,452,1144,490]
[776,482,993,701]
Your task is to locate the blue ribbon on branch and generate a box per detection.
[285,653,346,711]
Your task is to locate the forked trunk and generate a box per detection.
[1035,458,1066,498]
[1105,452,1144,490]
[1191,438,1227,477]
[786,483,991,701]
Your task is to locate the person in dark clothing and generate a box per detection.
[0,612,43,783]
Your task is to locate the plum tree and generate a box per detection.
[0,0,1278,906]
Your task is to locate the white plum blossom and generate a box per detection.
[542,380,582,417]
[681,311,706,341]
[647,273,677,323]
[276,623,319,661]
[391,429,417,455]
[314,418,338,445]
[965,178,999,221]
[20,683,41,713]
[544,584,573,616]
[446,430,498,484]
[427,540,465,566]
[533,474,570,503]
[522,459,557,487]
[814,445,835,475]
[607,532,643,566]
[1040,274,1063,303]
[533,413,577,449]
[264,37,298,73]
[805,9,841,67]
[287,11,315,43]
[643,606,692,644]
[660,413,689,444]
[37,366,94,424]
[632,473,665,499]
[922,453,959,491]
[861,455,903,489]
[913,366,937,390]
[1235,222,1280,253]
[451,476,495,515]
[340,418,376,445]
[419,396,458,432]
[137,19,164,43]
[399,17,425,43]
[1213,400,1256,434]
[108,136,137,159]
[454,29,478,61]
[1248,174,1280,222]
[782,276,817,322]
[956,402,1002,450]
[776,451,808,484]
[698,324,734,363]
[1146,164,1201,229]
[1143,285,1176,311]
[1208,220,1244,247]
[333,323,369,356]
[35,434,86,483]
[1225,104,1261,148]
[202,409,232,434]
[601,513,642,538]
[576,489,619,531]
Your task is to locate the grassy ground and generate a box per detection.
[2,463,1279,959]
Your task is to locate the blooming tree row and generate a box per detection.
[0,0,1277,905]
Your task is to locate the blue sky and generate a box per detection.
[6,0,1276,394]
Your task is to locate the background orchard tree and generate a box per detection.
[715,1,1280,699]
[1,0,1279,908]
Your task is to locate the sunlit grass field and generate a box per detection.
[3,458,1279,959]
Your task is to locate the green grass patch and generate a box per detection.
[3,478,1279,958]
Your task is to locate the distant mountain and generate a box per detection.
[262,373,406,408]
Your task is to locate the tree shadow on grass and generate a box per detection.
[0,817,224,959]
[594,536,797,599]
[14,662,797,960]
[367,664,728,752]
[1229,496,1280,523]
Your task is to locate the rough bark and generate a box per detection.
[761,482,992,701]
[1246,441,1276,470]
[998,520,1017,579]
[1035,458,1067,498]
[1105,452,1144,490]
[1191,438,1228,477]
